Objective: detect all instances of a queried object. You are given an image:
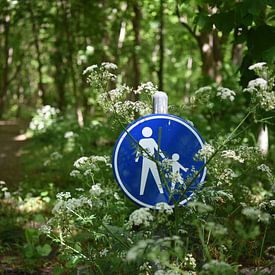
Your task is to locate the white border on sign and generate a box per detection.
[113,115,207,208]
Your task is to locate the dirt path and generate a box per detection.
[0,120,28,190]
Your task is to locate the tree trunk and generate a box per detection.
[158,0,164,91]
[60,0,84,127]
[197,30,223,84]
[0,13,10,118]
[175,2,223,84]
[53,5,67,113]
[132,1,141,93]
[29,2,46,105]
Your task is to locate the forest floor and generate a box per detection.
[0,120,28,190]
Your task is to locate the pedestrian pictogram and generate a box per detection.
[112,114,206,208]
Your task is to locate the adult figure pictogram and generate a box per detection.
[135,127,165,195]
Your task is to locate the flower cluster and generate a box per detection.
[89,183,104,197]
[242,206,271,224]
[128,208,154,227]
[52,193,92,214]
[216,168,237,186]
[217,87,236,101]
[135,82,158,95]
[29,105,59,133]
[70,155,111,179]
[196,144,215,160]
[192,86,214,108]
[221,149,244,163]
[155,202,173,214]
[243,62,275,111]
[183,253,197,270]
[85,63,160,122]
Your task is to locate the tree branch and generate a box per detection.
[175,0,200,45]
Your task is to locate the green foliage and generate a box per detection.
[0,0,274,273]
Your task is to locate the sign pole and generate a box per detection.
[153,91,168,114]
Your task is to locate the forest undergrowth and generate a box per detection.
[0,62,274,274]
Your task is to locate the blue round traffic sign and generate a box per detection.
[112,114,206,208]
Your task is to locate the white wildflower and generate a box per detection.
[108,85,131,101]
[242,207,270,224]
[247,78,268,91]
[86,45,94,55]
[195,86,212,94]
[155,202,173,215]
[128,208,154,227]
[89,183,104,197]
[135,82,158,95]
[257,164,271,173]
[70,170,81,177]
[101,62,117,71]
[40,224,52,235]
[56,192,71,200]
[257,90,275,111]
[248,62,266,71]
[114,192,120,200]
[183,253,197,270]
[154,271,180,275]
[221,150,244,163]
[196,144,215,159]
[50,152,63,160]
[83,64,98,75]
[64,131,74,139]
[217,168,237,186]
[84,169,94,177]
[73,156,89,169]
[217,87,236,101]
[99,248,109,257]
[65,196,93,211]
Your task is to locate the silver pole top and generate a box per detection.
[153,91,168,114]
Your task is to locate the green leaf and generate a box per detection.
[263,46,275,62]
[212,11,235,33]
[36,244,52,257]
[247,0,266,16]
[195,11,212,32]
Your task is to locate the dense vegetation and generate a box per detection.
[0,0,274,274]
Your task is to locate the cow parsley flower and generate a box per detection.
[221,150,244,163]
[128,208,154,227]
[64,131,75,139]
[73,156,89,169]
[248,62,266,71]
[242,207,271,224]
[257,164,271,173]
[40,224,52,235]
[247,78,268,91]
[56,191,71,200]
[217,168,237,185]
[196,144,215,160]
[155,202,173,215]
[154,270,180,275]
[135,82,158,95]
[70,169,81,177]
[217,87,236,101]
[83,64,98,75]
[183,253,197,270]
[101,62,117,71]
[89,183,104,197]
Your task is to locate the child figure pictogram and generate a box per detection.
[170,153,188,192]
